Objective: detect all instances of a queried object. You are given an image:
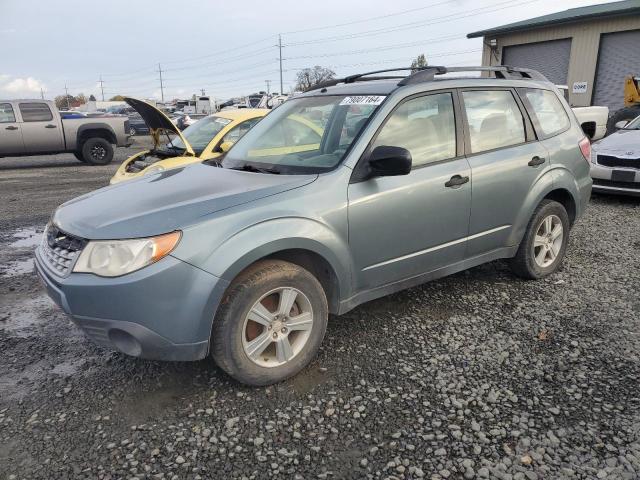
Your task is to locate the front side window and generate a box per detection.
[462,90,525,154]
[171,116,232,154]
[520,88,570,138]
[19,102,53,122]
[371,92,456,167]
[222,95,384,174]
[0,103,16,123]
[221,117,262,144]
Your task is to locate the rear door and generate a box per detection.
[348,90,471,291]
[0,102,24,155]
[460,88,548,257]
[18,102,63,152]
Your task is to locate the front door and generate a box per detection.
[459,88,549,256]
[348,91,471,291]
[0,102,24,155]
[18,102,64,152]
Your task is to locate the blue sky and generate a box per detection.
[0,0,617,101]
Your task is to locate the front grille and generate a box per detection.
[597,154,640,169]
[593,178,640,190]
[40,225,87,277]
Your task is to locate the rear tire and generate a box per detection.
[211,260,328,386]
[81,137,114,165]
[509,200,570,279]
[606,105,640,135]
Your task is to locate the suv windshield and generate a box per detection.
[171,116,232,154]
[221,95,384,174]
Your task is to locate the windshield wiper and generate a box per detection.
[229,164,280,174]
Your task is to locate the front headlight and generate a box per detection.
[73,231,181,277]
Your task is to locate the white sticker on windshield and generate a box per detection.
[340,95,386,106]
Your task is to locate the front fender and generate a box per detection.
[176,216,354,302]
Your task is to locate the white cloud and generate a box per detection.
[0,76,47,97]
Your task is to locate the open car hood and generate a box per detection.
[124,97,195,156]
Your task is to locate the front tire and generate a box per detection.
[606,105,640,135]
[81,137,114,165]
[211,260,328,386]
[509,200,570,279]
[129,127,137,136]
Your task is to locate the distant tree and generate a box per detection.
[89,94,96,101]
[410,54,428,72]
[295,66,336,92]
[54,94,88,109]
[109,95,125,101]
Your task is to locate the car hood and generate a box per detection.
[53,164,317,240]
[594,129,640,155]
[124,97,195,156]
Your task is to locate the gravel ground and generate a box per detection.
[1,145,639,480]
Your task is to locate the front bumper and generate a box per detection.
[590,162,640,196]
[35,247,229,361]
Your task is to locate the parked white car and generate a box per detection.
[590,114,640,196]
[557,85,608,141]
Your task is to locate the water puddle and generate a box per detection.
[9,227,42,249]
[1,257,34,277]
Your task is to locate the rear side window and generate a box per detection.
[0,103,16,123]
[461,90,526,154]
[19,103,53,122]
[519,88,570,139]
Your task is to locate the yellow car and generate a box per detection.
[110,98,268,184]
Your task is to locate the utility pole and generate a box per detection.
[158,63,165,103]
[64,85,70,109]
[201,88,205,96]
[40,87,44,100]
[278,34,283,95]
[265,80,271,95]
[98,76,105,101]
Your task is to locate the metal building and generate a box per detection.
[467,0,640,111]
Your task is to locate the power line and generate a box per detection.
[281,0,456,35]
[285,0,543,46]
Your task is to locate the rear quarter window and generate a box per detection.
[518,88,570,139]
[19,102,53,122]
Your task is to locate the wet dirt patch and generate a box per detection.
[0,294,55,338]
[9,227,42,248]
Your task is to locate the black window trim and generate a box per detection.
[458,86,537,158]
[351,88,464,183]
[0,102,16,124]
[18,102,53,122]
[515,87,572,141]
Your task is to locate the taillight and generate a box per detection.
[579,137,591,162]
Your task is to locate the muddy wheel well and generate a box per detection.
[264,249,341,314]
[544,189,576,225]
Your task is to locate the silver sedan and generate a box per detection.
[590,115,640,196]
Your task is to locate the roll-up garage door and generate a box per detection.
[593,29,640,111]
[502,38,572,85]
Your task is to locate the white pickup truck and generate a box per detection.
[557,86,609,141]
[0,99,130,165]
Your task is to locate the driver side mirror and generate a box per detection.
[367,145,412,178]
[218,141,234,153]
[615,120,629,130]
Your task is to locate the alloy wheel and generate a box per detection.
[91,145,106,161]
[532,214,563,268]
[241,287,314,368]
